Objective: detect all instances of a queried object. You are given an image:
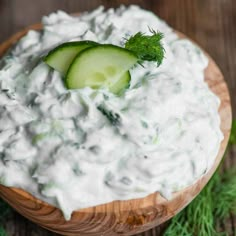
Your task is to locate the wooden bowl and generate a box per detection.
[0,23,232,236]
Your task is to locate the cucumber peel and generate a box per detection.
[65,45,138,94]
[44,41,98,75]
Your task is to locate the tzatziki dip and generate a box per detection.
[0,6,223,220]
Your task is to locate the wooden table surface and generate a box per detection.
[0,0,235,235]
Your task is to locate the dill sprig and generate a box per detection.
[164,169,236,236]
[187,176,218,236]
[163,212,192,236]
[124,29,165,65]
[164,173,219,236]
[0,227,7,236]
[164,119,236,236]
[214,167,236,219]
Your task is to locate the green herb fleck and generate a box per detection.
[152,135,158,144]
[97,104,121,126]
[141,120,148,129]
[32,133,48,145]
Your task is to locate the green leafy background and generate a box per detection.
[0,120,236,236]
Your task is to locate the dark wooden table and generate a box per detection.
[0,0,235,235]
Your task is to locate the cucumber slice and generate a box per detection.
[109,71,131,94]
[65,45,138,94]
[44,41,98,75]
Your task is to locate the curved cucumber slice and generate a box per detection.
[44,41,98,75]
[109,71,131,94]
[65,45,138,94]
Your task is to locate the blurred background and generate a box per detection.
[0,0,235,235]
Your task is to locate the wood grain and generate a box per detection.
[0,19,232,236]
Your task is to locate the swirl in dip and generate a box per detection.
[0,6,223,220]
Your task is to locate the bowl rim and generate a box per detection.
[0,23,232,217]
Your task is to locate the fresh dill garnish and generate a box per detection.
[124,28,165,65]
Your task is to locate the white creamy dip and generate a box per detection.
[0,6,223,220]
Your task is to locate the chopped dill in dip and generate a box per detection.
[0,6,223,220]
